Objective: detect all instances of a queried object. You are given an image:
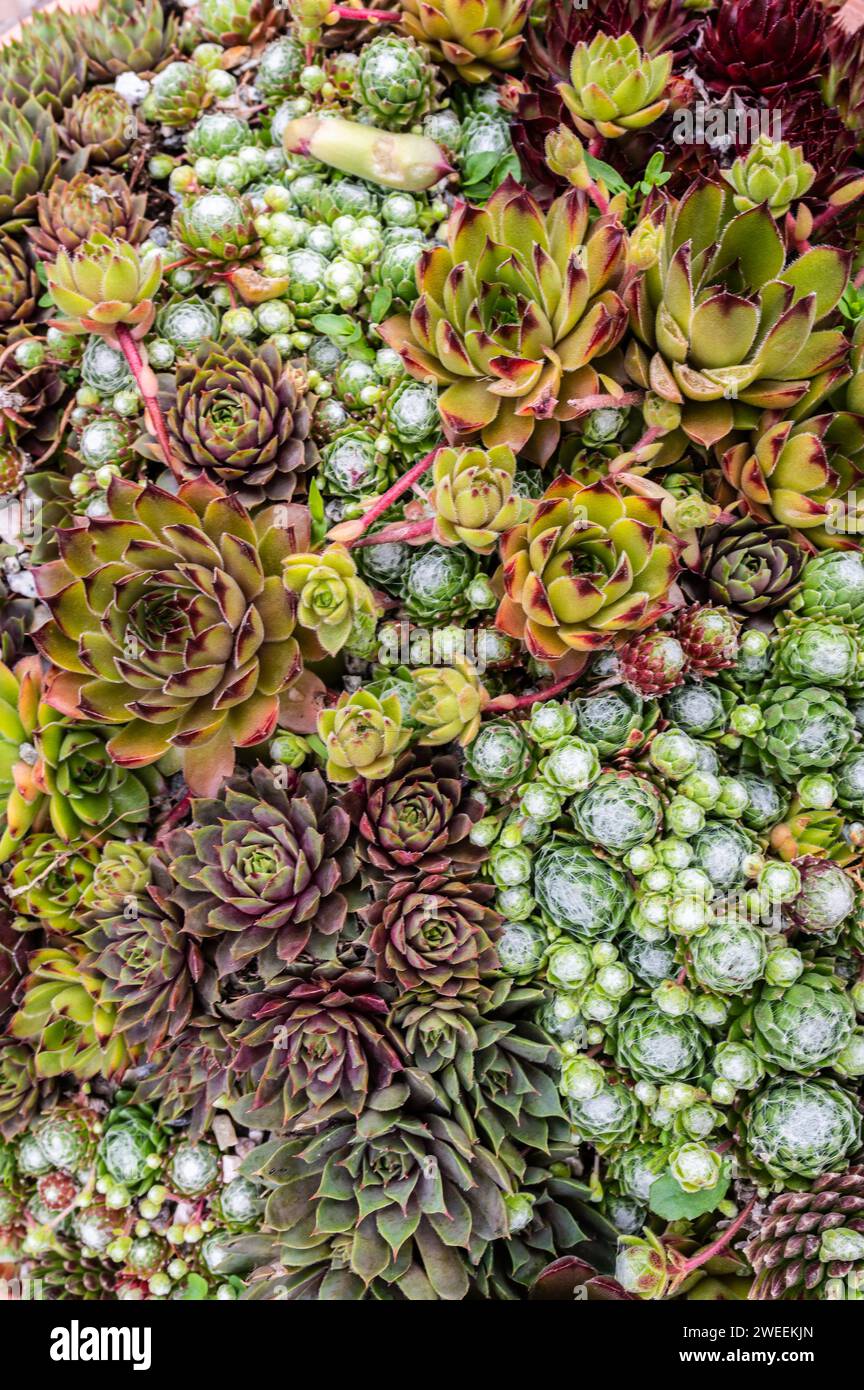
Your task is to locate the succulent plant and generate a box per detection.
[318,688,411,783]
[365,872,500,997]
[380,177,628,462]
[342,750,485,881]
[497,476,681,662]
[63,87,136,166]
[0,97,59,232]
[400,0,530,83]
[78,0,177,81]
[28,172,150,263]
[721,137,815,219]
[46,234,162,342]
[571,771,662,856]
[703,517,804,614]
[172,194,260,269]
[140,338,317,506]
[141,61,212,129]
[697,0,826,96]
[7,834,101,934]
[10,946,134,1080]
[626,182,850,450]
[557,33,672,140]
[534,838,633,940]
[228,964,403,1131]
[613,1002,708,1083]
[745,1168,864,1299]
[618,630,687,696]
[164,766,356,978]
[356,36,433,129]
[743,1078,861,1181]
[241,1083,512,1299]
[34,476,302,796]
[747,970,856,1075]
[721,413,864,551]
[81,854,211,1058]
[749,685,857,782]
[428,445,525,555]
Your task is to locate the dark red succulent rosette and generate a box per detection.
[341,751,487,882]
[164,765,357,980]
[694,0,826,97]
[228,962,404,1129]
[364,873,501,998]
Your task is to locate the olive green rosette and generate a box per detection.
[721,412,864,550]
[0,96,59,232]
[7,835,101,934]
[626,181,851,449]
[10,945,135,1080]
[380,177,628,463]
[45,234,163,343]
[33,476,303,797]
[282,543,378,659]
[400,0,529,84]
[428,445,526,555]
[557,33,673,140]
[497,476,681,661]
[721,136,815,219]
[318,688,411,783]
[239,1081,513,1299]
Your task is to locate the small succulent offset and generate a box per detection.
[4,0,864,1311]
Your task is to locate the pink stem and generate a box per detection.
[674,1197,756,1278]
[332,4,401,19]
[569,390,643,417]
[115,326,179,478]
[586,181,610,215]
[485,670,584,713]
[588,136,604,158]
[351,516,435,549]
[810,203,841,235]
[329,446,441,545]
[632,424,662,452]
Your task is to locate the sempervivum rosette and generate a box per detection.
[33,477,303,796]
[228,963,404,1131]
[364,873,501,997]
[380,176,628,464]
[625,182,850,450]
[80,854,214,1059]
[745,1168,864,1300]
[164,766,357,979]
[139,339,318,507]
[342,751,487,881]
[496,475,682,661]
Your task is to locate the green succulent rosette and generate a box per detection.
[612,1002,709,1083]
[533,837,633,941]
[721,136,815,219]
[33,476,302,798]
[626,182,850,450]
[380,177,628,462]
[747,684,857,781]
[742,1078,862,1181]
[745,970,856,1074]
[571,771,663,857]
[558,33,672,140]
